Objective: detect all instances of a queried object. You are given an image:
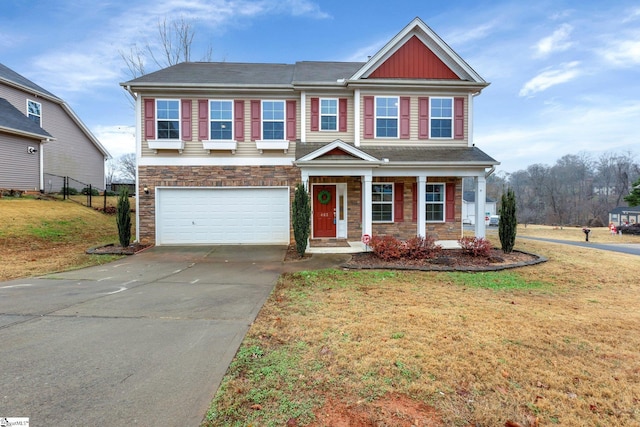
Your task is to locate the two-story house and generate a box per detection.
[0,63,110,193]
[122,17,499,248]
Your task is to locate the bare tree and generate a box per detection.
[120,16,213,80]
[117,153,136,182]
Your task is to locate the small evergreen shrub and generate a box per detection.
[499,188,517,254]
[292,183,311,257]
[458,236,492,257]
[81,187,100,196]
[116,187,131,247]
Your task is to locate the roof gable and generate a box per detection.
[351,17,486,83]
[368,36,458,79]
[297,139,379,162]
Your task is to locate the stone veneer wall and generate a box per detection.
[138,165,300,244]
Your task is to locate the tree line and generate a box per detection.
[474,151,640,226]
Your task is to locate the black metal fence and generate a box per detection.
[44,173,109,210]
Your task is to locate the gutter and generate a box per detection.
[124,85,137,100]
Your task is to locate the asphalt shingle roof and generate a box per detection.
[0,98,52,138]
[295,141,499,165]
[0,63,59,99]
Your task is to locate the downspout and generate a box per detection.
[39,139,45,192]
[125,85,137,100]
[485,166,496,178]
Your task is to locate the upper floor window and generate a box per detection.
[375,97,398,138]
[210,100,233,140]
[372,183,393,222]
[426,183,445,222]
[156,99,180,139]
[262,100,285,140]
[27,100,41,126]
[320,98,337,131]
[430,97,453,139]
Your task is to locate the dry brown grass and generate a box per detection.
[0,198,126,280]
[515,224,638,243]
[206,233,640,426]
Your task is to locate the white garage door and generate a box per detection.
[156,187,290,245]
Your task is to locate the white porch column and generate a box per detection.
[301,169,309,190]
[474,175,487,238]
[362,172,373,236]
[417,175,426,237]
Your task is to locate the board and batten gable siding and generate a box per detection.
[358,91,468,147]
[140,96,298,159]
[0,84,106,190]
[0,133,40,190]
[304,94,354,144]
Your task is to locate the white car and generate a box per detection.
[488,215,500,226]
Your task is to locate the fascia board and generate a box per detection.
[298,140,380,162]
[0,125,55,141]
[0,77,63,104]
[346,79,489,91]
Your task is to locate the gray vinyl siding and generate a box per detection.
[0,133,40,191]
[0,84,106,190]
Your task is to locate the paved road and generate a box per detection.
[519,236,640,256]
[0,246,294,426]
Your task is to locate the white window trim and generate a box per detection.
[27,99,42,126]
[374,96,399,139]
[429,97,454,140]
[261,100,286,141]
[156,99,181,140]
[426,183,445,223]
[208,99,235,141]
[320,98,338,131]
[372,182,394,223]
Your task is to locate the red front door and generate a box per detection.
[313,185,336,238]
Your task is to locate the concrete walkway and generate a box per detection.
[0,246,348,426]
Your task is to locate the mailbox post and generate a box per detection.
[582,227,591,242]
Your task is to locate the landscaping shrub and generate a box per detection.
[499,187,517,254]
[63,187,79,195]
[81,187,100,196]
[369,235,404,261]
[116,187,131,247]
[403,235,442,260]
[292,183,311,257]
[458,236,492,257]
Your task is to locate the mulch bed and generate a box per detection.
[86,242,152,255]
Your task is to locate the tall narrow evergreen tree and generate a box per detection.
[116,187,132,248]
[499,188,517,253]
[292,183,311,257]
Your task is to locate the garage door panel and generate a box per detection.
[157,188,289,245]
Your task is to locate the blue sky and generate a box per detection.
[2,0,639,174]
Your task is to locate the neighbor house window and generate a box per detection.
[262,100,285,140]
[156,99,180,139]
[27,100,41,126]
[372,183,393,222]
[426,183,445,221]
[375,97,398,138]
[320,98,337,131]
[430,97,453,138]
[210,100,233,140]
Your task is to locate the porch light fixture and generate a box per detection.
[143,186,149,195]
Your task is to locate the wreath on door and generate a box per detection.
[317,190,332,205]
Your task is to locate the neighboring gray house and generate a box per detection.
[462,190,497,225]
[609,206,640,227]
[0,63,110,192]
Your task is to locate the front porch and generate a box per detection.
[307,238,462,254]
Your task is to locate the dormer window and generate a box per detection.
[375,97,399,138]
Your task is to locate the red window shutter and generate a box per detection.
[144,98,155,140]
[198,100,209,141]
[234,100,245,141]
[418,97,429,139]
[250,100,261,141]
[394,182,404,222]
[400,96,410,139]
[310,98,319,131]
[454,97,464,139]
[286,100,296,140]
[363,96,374,138]
[446,182,456,222]
[412,182,418,221]
[181,99,192,141]
[339,98,348,132]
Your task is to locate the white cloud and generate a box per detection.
[445,21,498,46]
[93,125,136,160]
[342,38,388,62]
[518,61,581,97]
[534,23,573,57]
[599,37,640,67]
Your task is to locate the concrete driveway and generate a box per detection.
[0,245,315,426]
